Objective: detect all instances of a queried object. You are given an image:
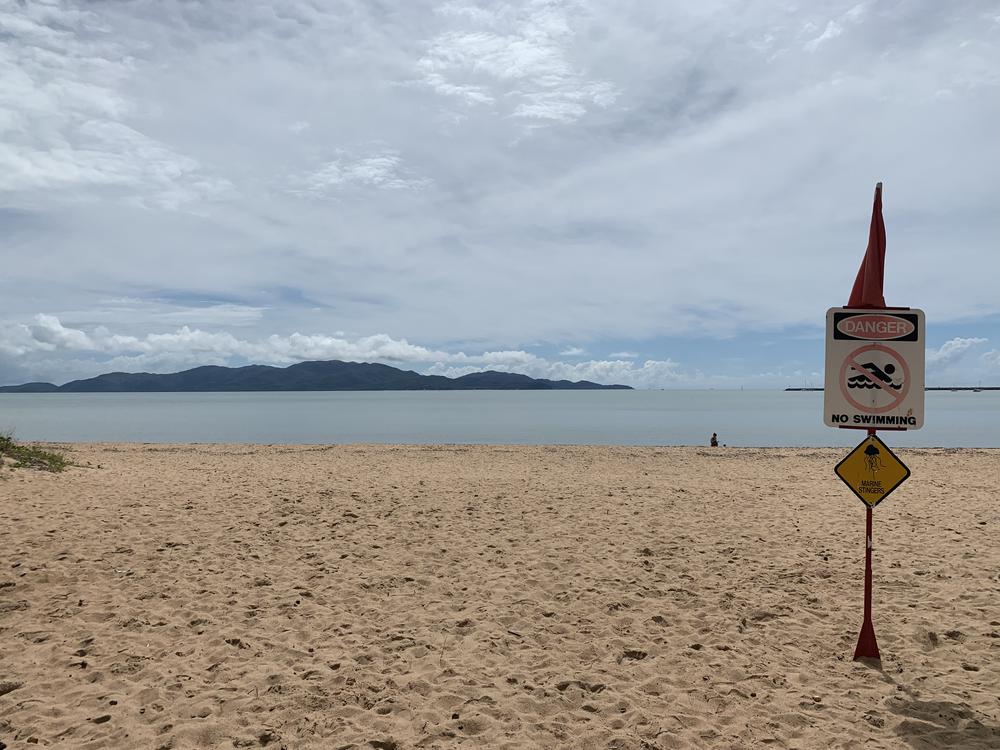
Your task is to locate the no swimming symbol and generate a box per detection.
[839,343,910,414]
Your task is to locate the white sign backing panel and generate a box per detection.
[824,308,925,430]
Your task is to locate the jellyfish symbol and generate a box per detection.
[864,444,883,475]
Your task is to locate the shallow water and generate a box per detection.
[1,390,997,447]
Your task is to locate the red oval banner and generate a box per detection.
[836,314,915,341]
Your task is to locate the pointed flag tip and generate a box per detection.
[847,183,888,308]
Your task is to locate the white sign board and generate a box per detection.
[824,308,925,430]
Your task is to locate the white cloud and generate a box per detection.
[927,337,988,368]
[559,346,585,356]
[293,149,431,196]
[43,301,266,330]
[922,337,996,386]
[609,351,637,358]
[804,2,869,53]
[9,315,450,365]
[27,314,95,351]
[804,21,843,52]
[426,357,682,388]
[0,322,39,357]
[844,4,867,24]
[418,0,617,124]
[0,2,229,208]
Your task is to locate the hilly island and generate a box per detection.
[0,360,631,393]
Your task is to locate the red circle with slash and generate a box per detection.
[839,343,910,414]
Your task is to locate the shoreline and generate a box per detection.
[19,440,1000,455]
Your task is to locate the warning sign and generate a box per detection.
[835,435,910,508]
[824,308,925,429]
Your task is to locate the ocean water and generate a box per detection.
[1,390,997,447]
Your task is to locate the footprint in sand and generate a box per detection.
[0,681,23,697]
[618,649,648,663]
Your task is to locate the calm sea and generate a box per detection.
[1,390,997,447]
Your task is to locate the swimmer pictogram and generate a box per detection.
[838,343,910,415]
[848,362,902,391]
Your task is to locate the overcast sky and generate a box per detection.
[2,0,998,388]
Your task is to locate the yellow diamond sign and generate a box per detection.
[835,435,910,508]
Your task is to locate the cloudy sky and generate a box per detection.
[2,0,998,389]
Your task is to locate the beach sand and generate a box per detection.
[1,444,998,749]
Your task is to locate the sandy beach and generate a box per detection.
[1,443,997,749]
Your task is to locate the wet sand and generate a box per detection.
[1,444,998,749]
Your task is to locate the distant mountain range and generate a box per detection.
[0,360,631,392]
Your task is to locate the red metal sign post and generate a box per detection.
[854,430,880,660]
[847,183,887,661]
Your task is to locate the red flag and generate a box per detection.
[848,183,886,308]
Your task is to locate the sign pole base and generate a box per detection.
[853,504,881,661]
[854,618,880,661]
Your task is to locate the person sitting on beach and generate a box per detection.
[710,433,718,447]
